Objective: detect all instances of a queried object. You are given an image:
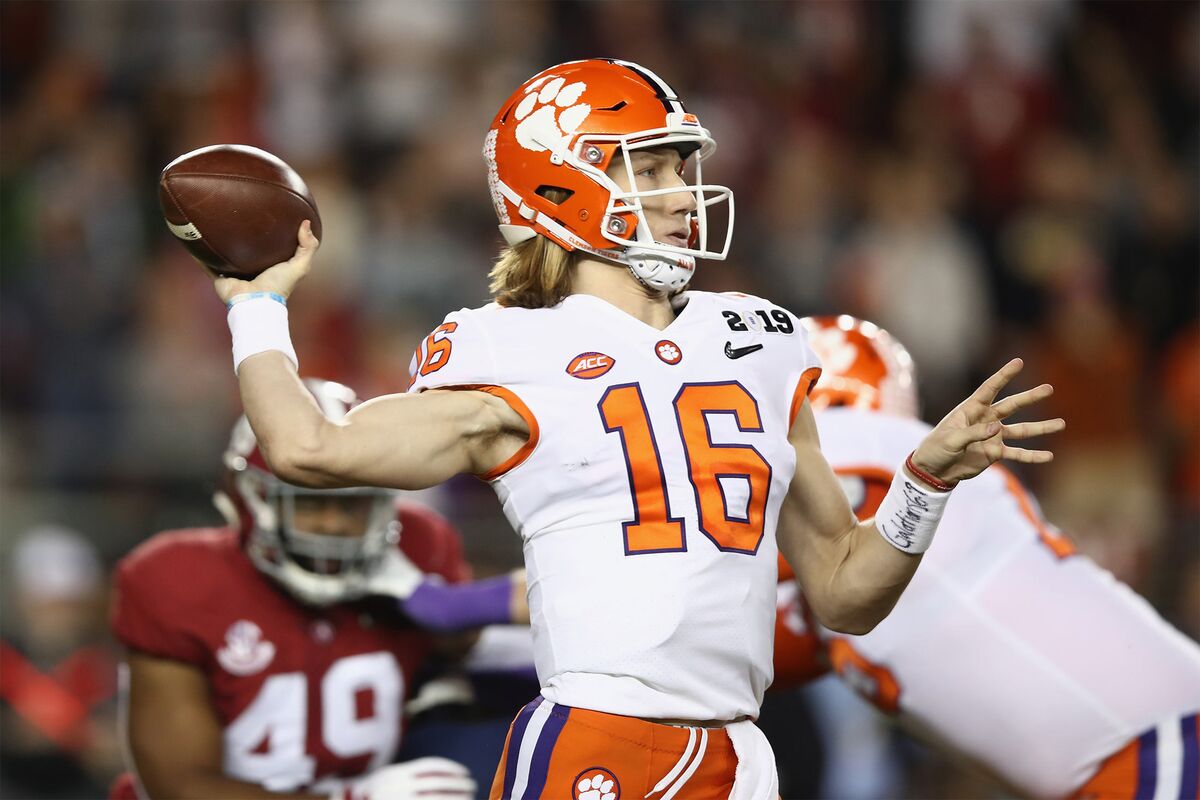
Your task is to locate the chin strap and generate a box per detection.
[495,205,699,294]
[578,240,696,293]
[624,248,696,292]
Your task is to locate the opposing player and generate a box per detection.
[773,316,1200,800]
[202,59,1062,797]
[110,380,478,799]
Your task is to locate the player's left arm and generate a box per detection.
[778,358,1064,635]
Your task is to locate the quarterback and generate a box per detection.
[204,60,1062,798]
[773,317,1200,800]
[110,380,477,799]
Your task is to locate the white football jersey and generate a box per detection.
[806,408,1200,797]
[409,291,821,721]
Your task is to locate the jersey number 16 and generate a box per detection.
[599,381,772,556]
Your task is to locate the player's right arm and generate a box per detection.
[236,360,526,490]
[210,223,527,491]
[126,651,318,800]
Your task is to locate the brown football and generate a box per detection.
[158,144,321,278]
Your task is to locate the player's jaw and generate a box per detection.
[280,495,379,578]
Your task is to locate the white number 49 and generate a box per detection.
[224,652,404,791]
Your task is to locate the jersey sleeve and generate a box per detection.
[405,307,540,481]
[407,309,497,393]
[785,315,823,430]
[110,538,208,666]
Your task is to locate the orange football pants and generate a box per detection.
[1071,712,1198,800]
[490,696,740,800]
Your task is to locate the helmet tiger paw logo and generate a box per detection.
[808,327,859,374]
[573,768,619,800]
[514,76,591,154]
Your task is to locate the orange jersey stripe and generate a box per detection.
[994,465,1077,559]
[788,367,823,431]
[471,385,541,481]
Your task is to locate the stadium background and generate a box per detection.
[0,1,1196,797]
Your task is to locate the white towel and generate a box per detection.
[726,719,779,800]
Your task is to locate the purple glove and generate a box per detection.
[399,573,514,632]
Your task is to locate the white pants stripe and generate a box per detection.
[1152,717,1184,800]
[509,699,551,800]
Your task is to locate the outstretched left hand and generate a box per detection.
[910,358,1064,487]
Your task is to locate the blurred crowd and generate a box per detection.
[1,1,1196,798]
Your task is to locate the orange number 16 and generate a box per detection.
[598,381,771,556]
[415,322,458,377]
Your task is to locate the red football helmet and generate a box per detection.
[800,316,919,418]
[485,58,734,292]
[214,379,398,606]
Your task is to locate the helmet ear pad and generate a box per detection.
[523,162,639,253]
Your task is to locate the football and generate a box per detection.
[158,144,321,278]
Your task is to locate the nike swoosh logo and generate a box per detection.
[725,341,764,359]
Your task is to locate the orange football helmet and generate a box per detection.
[800,315,919,418]
[484,58,734,292]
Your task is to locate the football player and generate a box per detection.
[110,380,478,799]
[773,316,1200,800]
[201,59,1062,798]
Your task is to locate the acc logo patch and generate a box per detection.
[567,351,616,379]
[655,340,682,365]
[573,767,619,800]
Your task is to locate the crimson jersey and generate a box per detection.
[111,502,470,793]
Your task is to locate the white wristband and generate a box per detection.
[226,293,298,373]
[873,465,952,554]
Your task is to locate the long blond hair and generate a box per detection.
[489,232,578,309]
[489,185,580,308]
